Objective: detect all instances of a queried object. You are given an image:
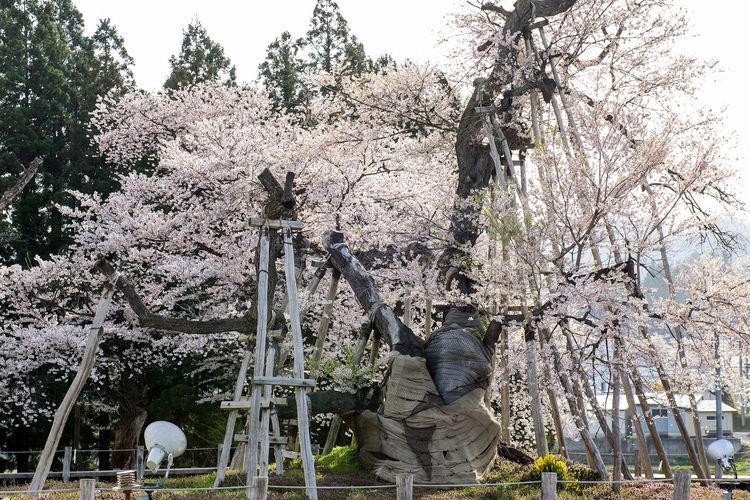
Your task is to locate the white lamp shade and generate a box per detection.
[706,439,735,461]
[143,421,187,471]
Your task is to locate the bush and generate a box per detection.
[567,461,600,484]
[519,454,572,489]
[314,445,361,474]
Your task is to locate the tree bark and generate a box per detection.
[322,231,424,357]
[112,375,148,470]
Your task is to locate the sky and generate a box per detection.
[73,0,459,92]
[72,0,750,209]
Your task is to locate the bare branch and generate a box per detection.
[93,258,254,335]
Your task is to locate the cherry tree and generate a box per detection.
[3,0,748,486]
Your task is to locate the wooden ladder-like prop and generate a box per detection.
[219,218,318,499]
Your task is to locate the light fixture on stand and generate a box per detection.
[706,438,737,479]
[143,421,187,480]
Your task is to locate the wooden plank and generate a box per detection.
[62,446,71,483]
[221,401,253,410]
[251,476,268,500]
[29,286,115,495]
[249,218,304,229]
[673,470,691,500]
[252,376,315,388]
[283,227,318,500]
[282,451,300,460]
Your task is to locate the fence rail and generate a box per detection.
[0,446,229,482]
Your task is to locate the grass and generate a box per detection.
[3,451,750,499]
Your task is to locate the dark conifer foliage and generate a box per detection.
[163,19,237,90]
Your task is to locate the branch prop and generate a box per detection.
[29,283,115,495]
[322,230,424,357]
[93,259,254,335]
[0,157,41,212]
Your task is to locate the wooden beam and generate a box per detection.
[29,286,115,496]
[249,218,304,229]
[252,376,316,388]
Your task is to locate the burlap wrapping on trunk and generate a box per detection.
[356,353,501,484]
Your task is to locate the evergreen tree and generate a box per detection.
[259,0,392,115]
[305,0,361,75]
[258,31,307,114]
[68,18,136,198]
[86,19,136,104]
[164,19,236,90]
[0,1,135,264]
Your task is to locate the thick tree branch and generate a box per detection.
[447,1,576,293]
[322,230,424,357]
[93,259,254,335]
[276,387,381,419]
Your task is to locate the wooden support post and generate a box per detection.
[29,285,115,495]
[245,226,272,497]
[323,416,342,455]
[612,355,622,494]
[215,347,253,486]
[136,446,145,480]
[396,473,413,500]
[402,290,412,328]
[283,226,318,500]
[673,470,691,500]
[541,472,557,500]
[310,270,340,373]
[63,447,72,483]
[79,478,96,500]
[424,298,433,338]
[251,476,268,500]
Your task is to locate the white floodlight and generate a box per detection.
[143,421,187,479]
[706,438,736,475]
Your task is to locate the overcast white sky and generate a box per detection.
[73,0,749,209]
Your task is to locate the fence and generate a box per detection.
[1,470,726,500]
[0,446,228,481]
